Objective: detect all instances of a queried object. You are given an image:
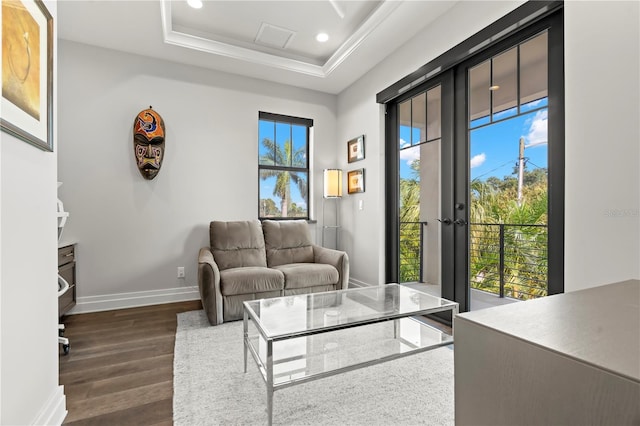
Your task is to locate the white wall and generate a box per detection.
[564,0,640,290]
[57,40,338,311]
[337,0,640,290]
[0,1,67,423]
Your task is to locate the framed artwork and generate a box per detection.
[347,168,365,194]
[1,0,54,151]
[347,135,365,163]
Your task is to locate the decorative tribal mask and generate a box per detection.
[133,107,165,180]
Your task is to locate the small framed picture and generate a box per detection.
[347,169,365,194]
[347,135,365,163]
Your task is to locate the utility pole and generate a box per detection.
[517,137,525,206]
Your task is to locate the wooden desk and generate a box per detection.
[58,243,76,317]
[454,279,640,425]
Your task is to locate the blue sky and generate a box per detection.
[400,100,548,182]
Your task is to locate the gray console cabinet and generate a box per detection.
[454,279,640,425]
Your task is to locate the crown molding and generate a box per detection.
[160,0,401,78]
[322,1,401,75]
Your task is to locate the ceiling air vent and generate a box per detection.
[255,22,295,49]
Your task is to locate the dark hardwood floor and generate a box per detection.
[59,300,202,425]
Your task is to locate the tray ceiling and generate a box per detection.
[58,1,459,94]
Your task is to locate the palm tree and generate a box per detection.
[469,172,548,299]
[399,158,421,282]
[259,137,307,217]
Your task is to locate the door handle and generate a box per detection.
[437,218,453,225]
[454,219,467,226]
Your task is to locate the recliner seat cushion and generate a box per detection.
[262,220,314,267]
[210,220,267,270]
[273,263,339,289]
[220,267,284,296]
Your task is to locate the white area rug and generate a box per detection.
[173,310,454,425]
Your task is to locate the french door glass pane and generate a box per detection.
[412,93,426,144]
[399,100,411,149]
[427,86,441,141]
[468,31,550,310]
[520,32,548,106]
[399,144,421,282]
[491,47,518,118]
[398,85,443,298]
[469,108,549,307]
[469,60,491,126]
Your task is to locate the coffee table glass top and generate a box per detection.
[243,283,457,339]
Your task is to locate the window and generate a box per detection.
[258,112,311,219]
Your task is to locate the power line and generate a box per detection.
[473,156,547,181]
[527,160,547,170]
[474,159,518,180]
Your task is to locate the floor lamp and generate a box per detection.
[322,169,342,248]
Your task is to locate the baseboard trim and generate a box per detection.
[348,278,374,288]
[33,385,67,426]
[71,281,376,314]
[69,286,200,314]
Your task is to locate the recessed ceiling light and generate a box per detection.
[187,0,203,9]
[316,33,329,43]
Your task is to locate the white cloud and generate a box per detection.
[399,138,410,149]
[470,153,486,168]
[525,109,548,148]
[399,141,419,165]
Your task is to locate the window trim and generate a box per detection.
[258,111,312,220]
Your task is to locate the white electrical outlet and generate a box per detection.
[177,267,185,278]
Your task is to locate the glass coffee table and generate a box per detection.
[243,284,458,425]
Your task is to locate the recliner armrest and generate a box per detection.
[312,245,350,290]
[198,247,224,325]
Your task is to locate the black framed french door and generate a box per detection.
[454,11,564,312]
[385,70,457,307]
[383,1,564,314]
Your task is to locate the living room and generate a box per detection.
[1,0,638,424]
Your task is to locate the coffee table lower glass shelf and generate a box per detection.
[242,284,458,425]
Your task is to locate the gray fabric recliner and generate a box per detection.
[197,219,350,326]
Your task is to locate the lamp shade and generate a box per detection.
[323,169,343,198]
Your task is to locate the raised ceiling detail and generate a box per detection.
[254,23,296,49]
[57,1,460,94]
[160,0,398,78]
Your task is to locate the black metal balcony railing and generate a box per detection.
[469,223,548,300]
[399,221,425,283]
[399,221,548,301]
